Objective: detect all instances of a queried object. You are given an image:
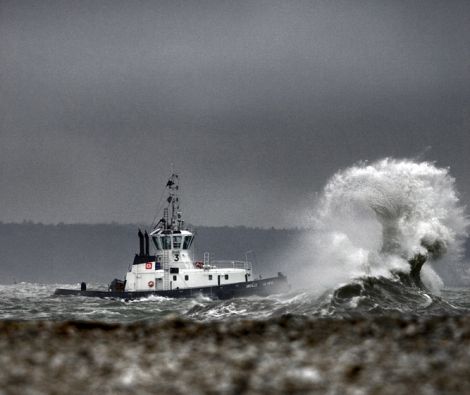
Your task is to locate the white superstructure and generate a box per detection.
[124,173,252,292]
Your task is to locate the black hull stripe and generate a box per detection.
[54,276,289,300]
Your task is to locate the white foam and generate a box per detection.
[294,158,469,290]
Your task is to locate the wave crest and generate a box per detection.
[294,158,468,291]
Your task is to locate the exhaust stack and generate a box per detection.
[144,230,150,256]
[138,229,144,256]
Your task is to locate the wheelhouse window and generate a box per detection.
[173,236,182,249]
[152,237,162,250]
[161,236,171,250]
[182,236,193,250]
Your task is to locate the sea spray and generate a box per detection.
[294,158,468,292]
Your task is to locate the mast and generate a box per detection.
[162,173,183,231]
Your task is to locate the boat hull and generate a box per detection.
[54,274,289,300]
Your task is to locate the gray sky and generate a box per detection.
[1,0,469,228]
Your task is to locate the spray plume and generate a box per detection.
[295,158,468,291]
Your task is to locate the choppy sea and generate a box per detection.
[1,277,469,323]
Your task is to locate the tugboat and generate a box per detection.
[55,173,289,299]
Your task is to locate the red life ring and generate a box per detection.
[195,261,204,269]
[148,280,155,287]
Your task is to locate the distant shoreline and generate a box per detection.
[0,222,467,285]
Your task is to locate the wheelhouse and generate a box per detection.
[151,231,194,251]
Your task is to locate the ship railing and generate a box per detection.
[209,260,253,272]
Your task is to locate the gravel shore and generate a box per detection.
[1,315,470,395]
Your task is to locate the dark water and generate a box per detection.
[1,277,469,322]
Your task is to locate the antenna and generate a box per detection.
[164,171,182,231]
[163,208,169,230]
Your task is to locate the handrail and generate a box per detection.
[210,260,252,271]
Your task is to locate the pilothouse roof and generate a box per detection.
[149,228,193,236]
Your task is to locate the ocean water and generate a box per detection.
[0,280,469,323]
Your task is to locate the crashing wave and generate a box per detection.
[294,158,468,292]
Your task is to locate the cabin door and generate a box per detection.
[217,275,221,286]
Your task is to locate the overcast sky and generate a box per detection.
[1,0,469,228]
